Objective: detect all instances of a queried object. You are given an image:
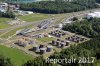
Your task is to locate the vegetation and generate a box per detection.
[37,37,55,43]
[63,18,100,38]
[0,18,10,29]
[20,0,98,14]
[49,38,100,66]
[0,55,14,66]
[17,13,50,22]
[0,45,32,66]
[0,11,15,18]
[23,56,58,66]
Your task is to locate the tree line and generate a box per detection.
[0,11,15,18]
[20,0,98,14]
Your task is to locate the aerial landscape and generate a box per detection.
[0,0,100,66]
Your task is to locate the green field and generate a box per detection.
[0,45,33,66]
[37,37,55,43]
[0,18,11,29]
[17,13,51,22]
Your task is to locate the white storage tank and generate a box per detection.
[47,46,53,52]
[40,48,46,54]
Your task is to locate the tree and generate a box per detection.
[71,17,78,21]
[0,55,14,66]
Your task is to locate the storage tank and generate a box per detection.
[65,40,70,46]
[60,43,65,48]
[33,45,39,52]
[39,45,45,48]
[40,48,46,54]
[52,40,56,46]
[58,24,63,28]
[56,41,61,47]
[47,46,53,52]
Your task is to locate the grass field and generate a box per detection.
[37,37,55,43]
[17,13,51,22]
[0,45,33,66]
[0,18,11,29]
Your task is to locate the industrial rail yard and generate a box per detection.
[0,0,100,66]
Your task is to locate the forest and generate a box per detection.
[20,0,98,14]
[62,18,100,38]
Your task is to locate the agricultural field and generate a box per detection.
[0,45,33,66]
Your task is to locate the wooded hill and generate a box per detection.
[20,0,98,14]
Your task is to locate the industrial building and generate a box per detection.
[0,2,19,12]
[38,20,52,29]
[0,3,8,12]
[86,12,100,19]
